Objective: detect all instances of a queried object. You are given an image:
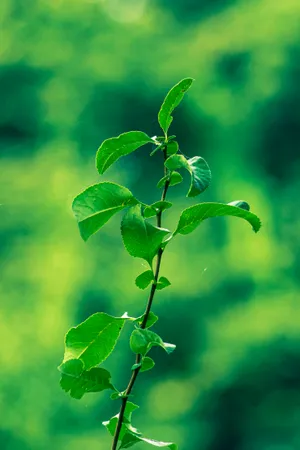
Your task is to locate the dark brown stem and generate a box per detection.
[111,150,169,450]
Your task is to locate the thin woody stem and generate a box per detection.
[111,149,169,450]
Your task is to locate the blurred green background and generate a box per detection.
[1,0,300,449]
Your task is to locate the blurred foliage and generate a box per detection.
[1,0,300,449]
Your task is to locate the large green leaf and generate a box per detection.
[130,329,176,356]
[62,312,126,370]
[175,202,261,235]
[165,154,211,197]
[96,131,153,174]
[121,204,170,265]
[59,359,113,399]
[72,182,137,241]
[158,78,194,135]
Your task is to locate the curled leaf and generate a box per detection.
[165,154,211,197]
[175,202,261,235]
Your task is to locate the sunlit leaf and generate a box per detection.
[165,154,211,197]
[72,182,137,241]
[135,270,154,290]
[158,78,194,135]
[59,359,113,399]
[62,312,126,370]
[175,202,261,235]
[121,204,170,265]
[130,328,176,356]
[96,131,153,174]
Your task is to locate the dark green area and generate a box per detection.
[1,0,300,449]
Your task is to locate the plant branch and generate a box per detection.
[111,150,169,450]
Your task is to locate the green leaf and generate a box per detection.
[72,182,137,241]
[157,172,183,189]
[121,204,170,265]
[110,391,120,400]
[135,311,158,329]
[135,270,154,290]
[131,362,142,371]
[106,402,177,450]
[228,200,250,211]
[96,131,153,174]
[140,356,155,373]
[158,78,194,135]
[120,433,177,449]
[62,312,126,370]
[59,359,113,399]
[130,329,176,356]
[165,154,211,197]
[144,201,172,218]
[175,202,261,235]
[157,175,168,189]
[103,402,140,440]
[156,276,171,290]
[169,171,183,186]
[166,141,179,156]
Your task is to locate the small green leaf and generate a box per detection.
[120,433,177,449]
[106,402,177,450]
[144,201,173,218]
[166,141,179,156]
[169,171,183,186]
[135,311,158,329]
[130,329,175,356]
[156,276,171,290]
[175,202,261,235]
[59,359,113,399]
[131,362,142,371]
[140,438,177,449]
[140,356,155,372]
[121,205,170,265]
[72,182,137,241]
[157,175,169,189]
[110,391,120,400]
[165,154,211,197]
[228,200,250,211]
[103,402,140,440]
[158,78,194,135]
[62,312,126,370]
[135,270,154,290]
[96,131,153,174]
